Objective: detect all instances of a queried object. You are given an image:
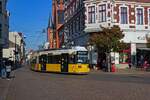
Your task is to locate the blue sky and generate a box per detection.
[7,0,52,51]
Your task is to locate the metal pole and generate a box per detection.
[15,35,16,68]
[89,45,92,68]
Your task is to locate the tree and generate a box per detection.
[89,25,129,71]
[90,25,128,53]
[146,35,150,48]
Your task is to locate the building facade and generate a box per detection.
[64,0,150,66]
[64,0,85,46]
[48,0,64,49]
[3,32,26,65]
[0,0,9,64]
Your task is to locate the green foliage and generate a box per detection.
[146,35,150,48]
[146,36,150,48]
[90,25,128,53]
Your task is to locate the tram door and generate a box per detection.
[40,55,47,72]
[61,54,68,72]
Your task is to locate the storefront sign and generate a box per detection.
[137,36,146,40]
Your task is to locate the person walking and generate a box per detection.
[1,60,7,79]
[128,60,132,69]
[102,60,108,72]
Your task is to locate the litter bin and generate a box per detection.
[111,63,116,72]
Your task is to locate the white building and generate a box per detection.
[64,0,150,67]
[3,32,26,63]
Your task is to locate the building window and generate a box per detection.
[148,9,150,26]
[76,0,79,10]
[88,6,95,24]
[99,4,106,22]
[78,16,81,33]
[0,24,2,39]
[76,18,79,32]
[58,10,64,24]
[80,14,82,31]
[0,2,2,14]
[120,7,128,24]
[72,22,73,34]
[74,20,76,33]
[136,8,144,25]
[70,8,72,16]
[78,16,80,32]
[69,24,71,36]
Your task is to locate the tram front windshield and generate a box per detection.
[77,51,88,63]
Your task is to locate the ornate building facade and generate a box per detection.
[64,0,85,46]
[64,0,150,66]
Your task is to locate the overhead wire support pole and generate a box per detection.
[15,34,17,68]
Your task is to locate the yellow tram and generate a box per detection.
[30,46,90,74]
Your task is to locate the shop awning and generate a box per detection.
[137,48,150,51]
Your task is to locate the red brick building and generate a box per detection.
[48,0,64,49]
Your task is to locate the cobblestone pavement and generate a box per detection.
[1,65,150,100]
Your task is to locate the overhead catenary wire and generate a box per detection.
[25,30,47,51]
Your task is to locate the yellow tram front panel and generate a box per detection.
[68,64,90,73]
[31,64,41,71]
[46,64,61,72]
[37,64,42,71]
[31,64,35,70]
[35,64,41,71]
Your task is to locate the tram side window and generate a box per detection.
[31,58,36,64]
[48,55,53,63]
[69,55,75,64]
[53,55,61,64]
[39,57,42,63]
[39,55,47,63]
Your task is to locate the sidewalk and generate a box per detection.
[91,67,150,75]
[0,71,15,100]
[115,68,146,74]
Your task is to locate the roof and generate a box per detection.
[71,46,87,51]
[47,16,54,29]
[137,48,150,51]
[34,46,87,56]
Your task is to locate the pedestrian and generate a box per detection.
[6,60,12,79]
[1,60,6,79]
[140,55,144,67]
[128,60,132,69]
[102,60,107,72]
